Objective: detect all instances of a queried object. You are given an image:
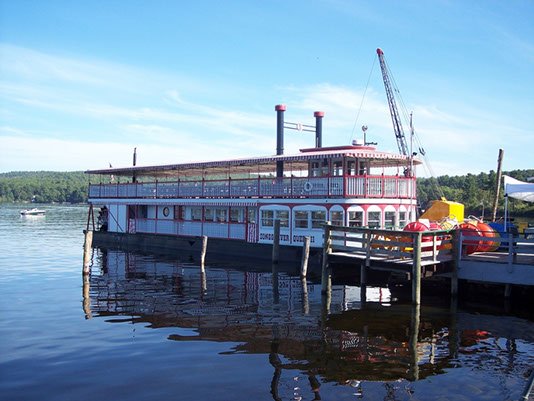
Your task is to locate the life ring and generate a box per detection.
[304,182,313,192]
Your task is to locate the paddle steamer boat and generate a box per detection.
[85,105,421,262]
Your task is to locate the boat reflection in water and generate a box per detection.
[83,249,532,400]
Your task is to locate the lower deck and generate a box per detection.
[91,199,417,249]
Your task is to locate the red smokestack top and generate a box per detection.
[275,104,286,111]
[314,111,325,117]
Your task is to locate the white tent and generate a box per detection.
[503,175,534,230]
[504,175,534,202]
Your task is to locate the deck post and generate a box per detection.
[83,230,93,274]
[300,236,310,278]
[412,232,422,305]
[200,235,208,273]
[451,229,459,298]
[321,223,332,295]
[360,261,367,304]
[272,220,281,265]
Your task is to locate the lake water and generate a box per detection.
[1,203,533,401]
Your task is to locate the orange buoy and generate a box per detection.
[475,222,498,252]
[459,222,483,254]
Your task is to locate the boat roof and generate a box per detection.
[85,145,421,178]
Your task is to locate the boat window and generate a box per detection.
[311,210,326,228]
[230,208,244,223]
[191,207,202,221]
[321,159,329,176]
[216,208,227,222]
[358,161,368,175]
[330,210,344,226]
[346,160,356,176]
[174,206,184,220]
[310,161,321,177]
[294,211,308,229]
[276,210,289,227]
[205,208,214,221]
[368,211,381,228]
[261,210,274,227]
[138,205,148,219]
[332,160,343,176]
[399,211,407,228]
[247,208,257,224]
[348,210,363,227]
[385,211,396,229]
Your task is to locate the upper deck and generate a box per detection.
[87,145,420,201]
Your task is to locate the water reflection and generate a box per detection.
[84,248,534,400]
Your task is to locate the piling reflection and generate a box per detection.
[84,248,533,397]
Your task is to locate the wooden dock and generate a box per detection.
[320,224,534,304]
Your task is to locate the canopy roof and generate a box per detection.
[504,175,534,203]
[85,145,421,179]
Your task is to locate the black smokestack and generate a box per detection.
[275,104,286,178]
[314,111,324,148]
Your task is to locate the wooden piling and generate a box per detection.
[451,229,460,298]
[83,230,93,274]
[321,223,332,294]
[408,304,421,381]
[360,261,367,304]
[272,220,280,265]
[300,236,310,278]
[200,235,208,273]
[412,232,422,305]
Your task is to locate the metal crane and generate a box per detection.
[376,48,410,158]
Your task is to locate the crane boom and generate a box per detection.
[376,48,409,157]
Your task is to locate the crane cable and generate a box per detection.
[350,56,377,142]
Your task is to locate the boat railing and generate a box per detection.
[88,175,416,200]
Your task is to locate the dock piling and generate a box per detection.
[272,220,280,265]
[300,236,310,278]
[83,230,93,274]
[412,232,422,305]
[200,235,208,273]
[321,223,332,295]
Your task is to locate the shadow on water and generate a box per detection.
[81,246,534,400]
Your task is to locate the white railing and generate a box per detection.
[89,175,416,200]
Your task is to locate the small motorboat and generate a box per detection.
[20,208,46,216]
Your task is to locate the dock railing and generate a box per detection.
[324,224,455,265]
[321,224,456,305]
[459,232,534,266]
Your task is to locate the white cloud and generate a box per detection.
[0,44,532,177]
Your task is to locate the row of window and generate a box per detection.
[132,205,408,229]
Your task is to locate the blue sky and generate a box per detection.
[1,0,532,177]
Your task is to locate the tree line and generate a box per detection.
[0,171,89,203]
[417,169,534,218]
[1,169,533,217]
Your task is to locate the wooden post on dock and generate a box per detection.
[272,220,280,265]
[83,230,93,274]
[491,148,504,222]
[321,223,332,295]
[360,261,367,304]
[412,232,422,305]
[200,235,208,274]
[300,236,310,278]
[451,229,459,298]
